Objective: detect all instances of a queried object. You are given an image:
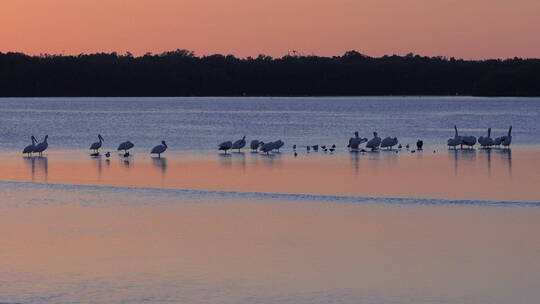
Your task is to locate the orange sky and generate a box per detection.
[1,0,539,59]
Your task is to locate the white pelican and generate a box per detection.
[348,132,367,150]
[461,133,477,149]
[416,140,424,150]
[34,135,49,156]
[501,126,512,148]
[117,140,134,153]
[89,134,104,153]
[218,141,233,154]
[447,126,461,149]
[151,140,168,158]
[232,136,246,152]
[260,142,275,154]
[366,132,381,151]
[493,136,502,147]
[273,139,284,151]
[22,136,37,155]
[250,140,262,151]
[479,128,494,148]
[380,137,398,150]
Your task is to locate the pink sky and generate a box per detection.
[1,0,539,59]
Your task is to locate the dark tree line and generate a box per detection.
[1,49,539,97]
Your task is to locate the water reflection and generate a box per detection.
[152,157,167,174]
[232,152,246,171]
[218,153,232,168]
[349,151,361,175]
[23,156,48,181]
[478,149,492,176]
[91,156,103,180]
[449,149,477,176]
[495,148,512,175]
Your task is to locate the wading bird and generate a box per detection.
[118,140,134,153]
[366,132,382,151]
[380,137,398,150]
[22,136,37,156]
[151,140,168,158]
[232,136,246,152]
[447,126,461,149]
[34,135,49,156]
[89,134,104,154]
[218,141,233,154]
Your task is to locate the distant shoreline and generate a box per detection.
[2,50,540,97]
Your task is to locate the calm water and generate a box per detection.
[0,97,538,152]
[1,97,540,304]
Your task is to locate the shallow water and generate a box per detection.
[1,97,540,304]
[0,97,538,152]
[0,147,538,202]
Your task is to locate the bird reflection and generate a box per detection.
[121,158,131,168]
[152,157,167,174]
[218,152,232,168]
[495,148,512,176]
[92,156,103,180]
[349,152,360,175]
[24,156,48,182]
[232,151,246,172]
[449,149,476,176]
[479,148,492,176]
[257,152,283,169]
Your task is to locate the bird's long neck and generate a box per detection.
[454,126,458,137]
[508,126,512,136]
[488,128,491,137]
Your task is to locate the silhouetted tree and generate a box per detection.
[0,50,539,97]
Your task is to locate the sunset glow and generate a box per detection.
[1,0,539,59]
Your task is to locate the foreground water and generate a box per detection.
[1,97,539,303]
[1,181,540,304]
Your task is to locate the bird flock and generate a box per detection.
[22,134,168,158]
[219,132,425,156]
[20,126,513,158]
[447,126,512,149]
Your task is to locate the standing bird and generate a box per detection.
[461,134,477,149]
[232,136,246,152]
[380,137,398,150]
[293,144,297,150]
[89,134,104,154]
[349,131,367,150]
[151,140,168,158]
[22,136,37,156]
[366,132,381,151]
[416,140,424,150]
[501,126,512,148]
[250,140,262,151]
[218,141,233,154]
[273,139,284,152]
[447,126,461,149]
[118,140,134,153]
[306,146,311,152]
[260,142,275,154]
[34,135,49,156]
[479,128,494,148]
